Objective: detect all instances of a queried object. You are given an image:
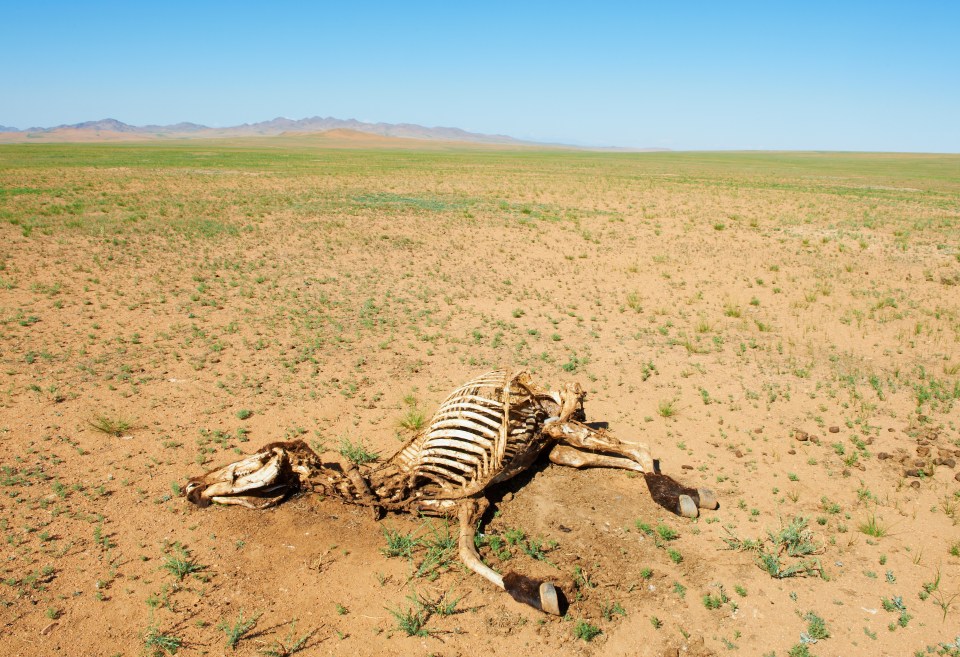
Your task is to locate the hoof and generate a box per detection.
[540,582,561,615]
[696,487,719,510]
[503,573,565,615]
[678,494,699,518]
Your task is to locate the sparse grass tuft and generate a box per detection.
[413,587,463,617]
[601,599,626,620]
[259,621,315,656]
[219,610,260,650]
[414,520,458,578]
[398,408,426,432]
[803,611,830,640]
[881,595,912,628]
[657,399,678,418]
[702,590,728,610]
[338,437,379,465]
[726,517,822,579]
[142,624,183,656]
[573,619,601,642]
[656,524,679,541]
[88,414,133,437]
[859,514,887,537]
[388,601,431,637]
[162,543,205,581]
[380,526,419,559]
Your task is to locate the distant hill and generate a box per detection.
[1,116,529,145]
[0,116,671,150]
[291,128,413,143]
[271,128,487,150]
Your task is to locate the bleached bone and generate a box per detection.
[184,370,717,615]
[548,444,645,471]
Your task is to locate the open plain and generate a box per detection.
[1,139,959,656]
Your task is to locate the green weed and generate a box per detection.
[219,610,260,650]
[88,415,133,437]
[859,514,888,537]
[573,619,601,642]
[338,437,379,466]
[142,624,183,656]
[162,544,205,581]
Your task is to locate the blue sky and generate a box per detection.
[3,1,958,151]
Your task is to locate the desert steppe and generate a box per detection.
[1,140,959,656]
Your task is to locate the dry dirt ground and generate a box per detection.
[1,142,959,657]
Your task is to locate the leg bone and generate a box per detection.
[546,431,719,516]
[548,444,645,472]
[456,499,562,615]
[544,420,654,472]
[457,498,502,589]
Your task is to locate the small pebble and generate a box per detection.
[829,426,840,433]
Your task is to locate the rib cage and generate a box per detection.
[189,370,591,511]
[381,370,557,499]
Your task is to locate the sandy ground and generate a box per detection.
[0,144,959,657]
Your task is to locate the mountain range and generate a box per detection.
[0,116,527,144]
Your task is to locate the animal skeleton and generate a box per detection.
[184,370,717,615]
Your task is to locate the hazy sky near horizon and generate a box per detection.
[3,1,958,151]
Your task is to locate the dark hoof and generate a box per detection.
[503,572,565,615]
